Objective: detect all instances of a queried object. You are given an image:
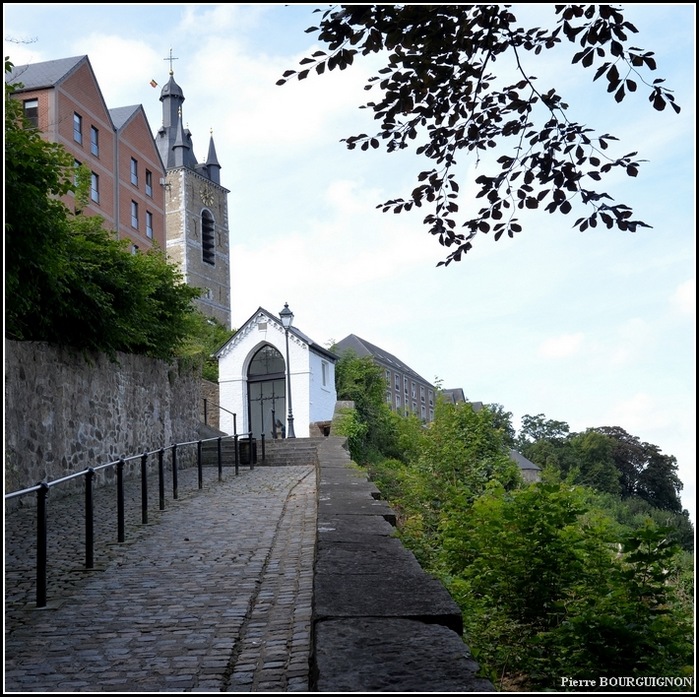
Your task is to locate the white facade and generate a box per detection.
[216,307,337,438]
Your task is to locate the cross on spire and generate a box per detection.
[164,48,178,75]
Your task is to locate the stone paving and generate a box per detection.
[4,464,317,693]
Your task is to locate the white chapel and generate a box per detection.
[215,306,337,439]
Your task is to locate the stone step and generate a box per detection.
[199,436,323,467]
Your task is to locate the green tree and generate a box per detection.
[178,313,236,382]
[593,426,684,512]
[332,349,398,462]
[568,429,621,495]
[439,483,693,688]
[636,445,684,514]
[517,412,571,445]
[279,5,681,265]
[5,61,74,340]
[484,402,516,447]
[534,521,694,684]
[419,400,521,500]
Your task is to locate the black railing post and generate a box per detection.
[197,440,203,489]
[36,482,49,608]
[141,452,149,525]
[85,468,95,569]
[117,459,125,543]
[172,445,178,500]
[218,438,223,482]
[249,431,255,470]
[234,434,239,476]
[261,433,266,463]
[158,448,165,511]
[203,398,208,425]
[233,413,237,435]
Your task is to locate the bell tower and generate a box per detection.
[154,51,231,328]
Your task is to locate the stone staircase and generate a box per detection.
[199,433,323,468]
[262,437,323,467]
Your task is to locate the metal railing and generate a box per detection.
[5,429,264,609]
[202,398,237,432]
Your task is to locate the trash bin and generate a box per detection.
[238,437,257,465]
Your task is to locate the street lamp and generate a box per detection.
[279,302,296,439]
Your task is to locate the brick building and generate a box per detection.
[7,54,231,328]
[333,334,437,423]
[7,55,166,253]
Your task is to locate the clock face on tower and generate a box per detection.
[200,184,215,207]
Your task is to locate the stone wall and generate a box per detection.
[5,341,202,498]
[200,379,220,430]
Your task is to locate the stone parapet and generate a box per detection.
[312,436,495,692]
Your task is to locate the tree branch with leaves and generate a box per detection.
[278,5,681,265]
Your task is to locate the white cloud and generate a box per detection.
[538,332,585,359]
[670,279,695,316]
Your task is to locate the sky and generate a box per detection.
[5,4,695,519]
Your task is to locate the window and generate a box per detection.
[395,394,401,409]
[130,158,138,186]
[146,211,153,239]
[90,126,99,156]
[23,99,38,128]
[322,361,328,387]
[411,381,416,398]
[421,405,427,420]
[202,210,215,265]
[386,391,392,405]
[404,376,409,394]
[145,170,153,197]
[420,385,425,402]
[385,369,391,385]
[412,401,417,413]
[428,390,434,406]
[90,172,99,203]
[73,160,81,186]
[73,113,83,143]
[131,201,138,229]
[131,244,139,255]
[394,374,400,390]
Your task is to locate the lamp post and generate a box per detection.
[279,302,296,439]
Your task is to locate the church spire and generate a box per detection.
[206,129,222,185]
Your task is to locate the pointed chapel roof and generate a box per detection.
[215,307,337,362]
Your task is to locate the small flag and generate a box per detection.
[150,79,158,88]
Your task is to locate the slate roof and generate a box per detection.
[509,448,541,472]
[6,55,86,90]
[109,105,142,130]
[442,388,466,403]
[334,334,432,385]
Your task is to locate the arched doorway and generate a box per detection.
[247,344,286,440]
